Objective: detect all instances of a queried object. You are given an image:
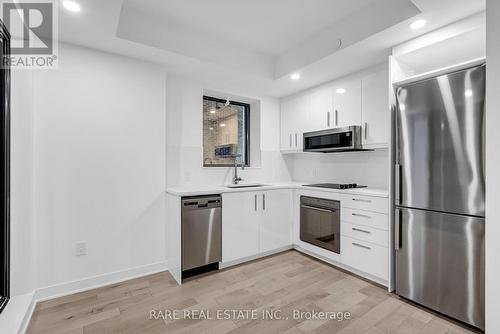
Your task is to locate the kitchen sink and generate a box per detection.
[225,184,268,188]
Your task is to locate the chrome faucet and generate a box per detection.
[233,157,245,184]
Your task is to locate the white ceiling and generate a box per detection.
[122,0,375,57]
[57,0,486,97]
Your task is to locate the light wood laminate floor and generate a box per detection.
[27,251,479,334]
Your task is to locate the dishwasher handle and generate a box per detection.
[300,204,336,213]
[182,196,221,210]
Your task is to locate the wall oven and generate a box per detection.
[303,126,366,153]
[300,196,340,253]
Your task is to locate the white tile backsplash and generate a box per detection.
[284,149,389,188]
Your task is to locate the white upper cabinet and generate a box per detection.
[332,79,362,128]
[309,86,334,131]
[280,94,310,152]
[361,69,390,147]
[280,65,389,153]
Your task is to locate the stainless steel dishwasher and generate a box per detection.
[181,195,222,277]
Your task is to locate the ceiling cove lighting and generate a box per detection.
[410,19,426,30]
[290,73,300,81]
[336,88,346,94]
[62,0,81,12]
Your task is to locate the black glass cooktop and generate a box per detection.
[303,183,367,190]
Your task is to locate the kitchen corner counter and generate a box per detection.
[165,182,388,198]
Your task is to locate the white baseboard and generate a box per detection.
[0,292,36,334]
[293,245,388,287]
[19,293,36,334]
[34,261,169,303]
[219,245,293,269]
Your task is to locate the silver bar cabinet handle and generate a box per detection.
[352,227,371,234]
[352,198,371,203]
[352,242,371,250]
[263,194,266,211]
[352,213,371,218]
[327,112,331,127]
[254,194,257,211]
[364,122,368,140]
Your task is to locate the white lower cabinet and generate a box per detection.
[222,191,260,263]
[342,222,388,247]
[222,189,292,264]
[341,236,388,280]
[340,195,389,281]
[223,188,389,284]
[260,189,292,253]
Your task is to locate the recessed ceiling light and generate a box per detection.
[290,73,300,81]
[399,104,406,111]
[209,109,216,114]
[465,90,473,98]
[63,0,81,12]
[219,123,226,127]
[336,88,346,94]
[209,127,214,130]
[410,19,426,30]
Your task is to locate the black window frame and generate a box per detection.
[0,18,10,314]
[202,95,250,167]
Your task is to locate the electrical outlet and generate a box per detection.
[76,242,87,256]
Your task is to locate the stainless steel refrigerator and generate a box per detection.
[394,63,485,330]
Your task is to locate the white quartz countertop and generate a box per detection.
[165,182,388,198]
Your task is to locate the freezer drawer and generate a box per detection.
[395,207,484,329]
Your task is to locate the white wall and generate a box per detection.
[10,70,36,296]
[165,74,291,187]
[32,44,167,289]
[285,150,388,188]
[485,1,500,332]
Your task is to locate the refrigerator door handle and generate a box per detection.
[395,208,401,250]
[395,163,401,205]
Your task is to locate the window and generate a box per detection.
[203,96,250,167]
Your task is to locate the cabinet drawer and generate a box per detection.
[341,194,388,213]
[341,222,388,247]
[341,236,388,280]
[341,207,388,230]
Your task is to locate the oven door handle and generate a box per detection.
[300,205,336,213]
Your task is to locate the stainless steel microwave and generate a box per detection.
[303,126,365,153]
